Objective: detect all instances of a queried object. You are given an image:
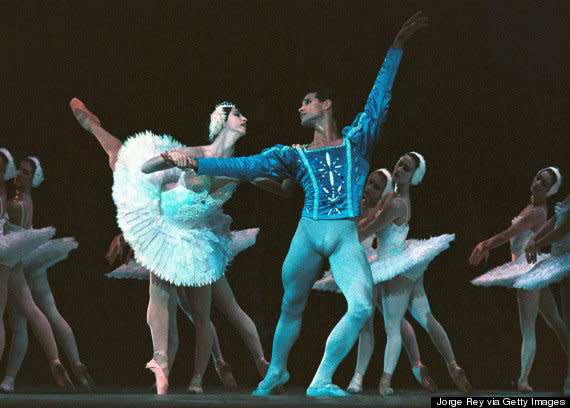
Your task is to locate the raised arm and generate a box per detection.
[344,12,428,157]
[469,208,546,266]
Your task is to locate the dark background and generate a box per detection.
[1,0,568,392]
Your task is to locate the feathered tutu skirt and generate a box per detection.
[112,131,238,287]
[106,228,260,280]
[471,254,548,288]
[313,234,455,292]
[22,237,78,278]
[0,220,56,267]
[371,234,455,284]
[512,253,570,290]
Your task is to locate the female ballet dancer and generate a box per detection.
[0,229,94,392]
[358,153,470,395]
[1,156,74,392]
[70,98,288,394]
[470,167,567,392]
[516,193,570,393]
[313,168,438,394]
[105,226,260,391]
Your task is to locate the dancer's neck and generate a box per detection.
[307,118,342,149]
[210,128,240,158]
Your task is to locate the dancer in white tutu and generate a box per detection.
[357,153,470,395]
[0,230,95,393]
[469,167,567,392]
[517,194,570,393]
[104,227,260,391]
[313,168,438,394]
[0,156,74,392]
[70,98,290,394]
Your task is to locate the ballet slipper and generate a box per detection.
[378,372,393,396]
[412,364,438,393]
[448,364,472,394]
[186,375,203,394]
[0,377,15,393]
[517,379,533,393]
[346,373,363,394]
[252,371,289,396]
[306,383,349,396]
[72,363,96,392]
[214,360,237,392]
[146,359,168,395]
[50,360,75,392]
[69,98,101,131]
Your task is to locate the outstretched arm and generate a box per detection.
[469,209,545,266]
[526,212,570,263]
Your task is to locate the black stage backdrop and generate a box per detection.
[1,0,568,392]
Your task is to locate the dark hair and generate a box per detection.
[21,157,37,175]
[543,168,558,184]
[309,86,338,114]
[406,152,421,169]
[221,106,232,122]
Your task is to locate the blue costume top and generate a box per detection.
[196,47,403,220]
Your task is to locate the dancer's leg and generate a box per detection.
[0,265,10,359]
[69,98,122,171]
[347,313,375,393]
[146,273,175,394]
[379,276,414,395]
[212,275,268,377]
[253,220,323,395]
[310,225,374,393]
[0,304,28,392]
[538,287,568,353]
[7,264,73,391]
[167,292,179,373]
[408,277,470,393]
[176,284,212,394]
[516,288,540,392]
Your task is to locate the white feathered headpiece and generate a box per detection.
[537,166,562,197]
[25,156,44,188]
[208,101,236,142]
[370,168,394,200]
[408,151,426,186]
[0,148,17,181]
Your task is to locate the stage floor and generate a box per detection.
[0,387,566,408]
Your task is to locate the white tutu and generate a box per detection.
[22,237,78,278]
[371,234,455,284]
[512,253,570,290]
[112,131,238,287]
[0,222,56,267]
[106,228,260,280]
[471,254,547,288]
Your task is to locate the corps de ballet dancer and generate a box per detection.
[356,153,470,395]
[70,98,292,394]
[313,168,438,394]
[0,156,74,392]
[470,167,567,392]
[105,226,261,391]
[162,12,429,396]
[516,193,570,393]
[0,198,93,393]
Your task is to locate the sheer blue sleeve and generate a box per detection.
[342,47,403,160]
[196,144,297,181]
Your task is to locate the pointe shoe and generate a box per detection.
[449,365,472,395]
[0,377,15,393]
[214,360,238,392]
[306,383,349,397]
[256,358,270,379]
[50,361,76,393]
[378,373,394,396]
[517,380,533,393]
[72,363,96,392]
[69,98,101,131]
[346,374,363,394]
[186,376,204,394]
[146,359,168,395]
[417,365,438,393]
